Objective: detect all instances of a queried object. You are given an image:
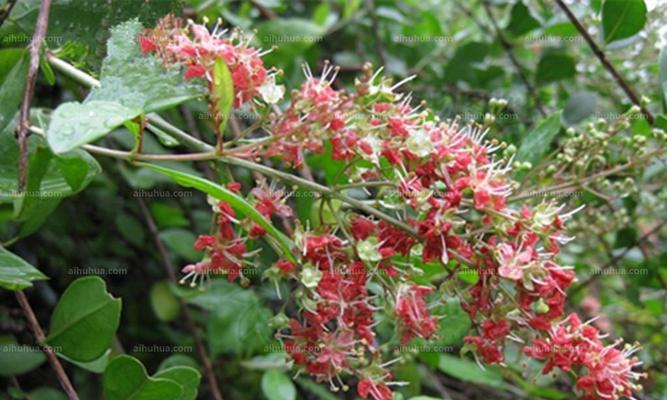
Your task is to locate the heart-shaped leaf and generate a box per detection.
[103,355,183,400]
[45,276,121,362]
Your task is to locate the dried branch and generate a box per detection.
[0,0,17,27]
[554,0,654,124]
[136,198,224,400]
[480,1,547,117]
[15,291,79,400]
[17,0,52,192]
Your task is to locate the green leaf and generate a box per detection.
[153,366,201,400]
[0,341,46,376]
[437,354,506,388]
[158,354,199,372]
[444,42,489,84]
[188,281,272,357]
[46,20,205,154]
[159,228,200,262]
[103,355,183,400]
[601,0,647,44]
[0,49,28,132]
[45,276,122,362]
[536,51,576,84]
[150,280,181,322]
[115,212,146,247]
[256,18,325,61]
[137,162,296,262]
[28,387,68,400]
[0,247,47,291]
[150,203,190,229]
[563,91,598,126]
[46,100,141,154]
[261,369,296,400]
[212,58,234,136]
[0,122,100,237]
[1,0,181,66]
[506,2,540,37]
[208,292,272,357]
[62,349,111,373]
[516,112,562,165]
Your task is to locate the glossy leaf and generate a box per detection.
[46,20,205,154]
[602,0,647,44]
[45,276,121,362]
[137,162,296,262]
[211,57,234,136]
[0,341,46,376]
[516,112,562,165]
[103,355,183,400]
[437,354,506,389]
[153,366,201,400]
[506,2,540,37]
[536,51,576,84]
[0,49,28,132]
[0,247,47,291]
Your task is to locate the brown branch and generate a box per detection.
[15,291,80,400]
[554,0,654,124]
[17,0,52,192]
[0,0,18,27]
[136,198,224,400]
[365,0,387,68]
[480,1,547,117]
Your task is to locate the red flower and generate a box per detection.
[395,284,438,344]
[138,34,157,54]
[358,379,392,400]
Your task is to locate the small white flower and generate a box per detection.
[258,75,285,104]
[406,128,433,157]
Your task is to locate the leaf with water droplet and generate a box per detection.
[47,100,141,154]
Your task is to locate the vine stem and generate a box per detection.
[554,0,654,124]
[15,291,80,400]
[14,2,79,398]
[136,198,224,400]
[476,1,547,116]
[569,220,667,296]
[18,0,52,191]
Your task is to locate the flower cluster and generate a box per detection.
[138,15,283,108]
[524,313,644,400]
[138,17,646,400]
[255,63,643,399]
[180,198,255,285]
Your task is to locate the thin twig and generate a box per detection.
[570,220,667,295]
[480,1,547,116]
[17,0,52,192]
[136,198,224,400]
[554,0,654,124]
[0,0,18,27]
[365,0,387,67]
[15,291,80,400]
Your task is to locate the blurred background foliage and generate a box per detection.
[1,0,666,399]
